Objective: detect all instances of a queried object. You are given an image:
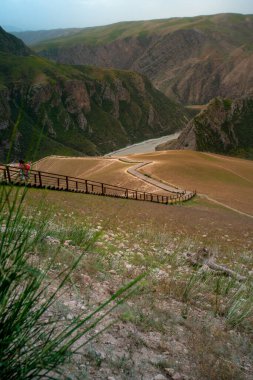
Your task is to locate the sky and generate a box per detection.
[1,0,253,31]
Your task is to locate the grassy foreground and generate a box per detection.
[0,185,143,379]
[5,184,251,379]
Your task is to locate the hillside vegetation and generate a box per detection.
[158,97,253,159]
[4,176,251,379]
[0,26,31,56]
[29,13,253,104]
[0,28,189,161]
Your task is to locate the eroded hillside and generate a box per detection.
[31,14,253,104]
[158,97,253,159]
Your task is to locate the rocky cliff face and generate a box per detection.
[41,35,154,70]
[0,56,189,161]
[34,14,253,104]
[157,97,253,159]
[0,28,190,161]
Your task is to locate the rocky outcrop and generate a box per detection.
[0,28,190,160]
[156,97,253,159]
[0,53,189,161]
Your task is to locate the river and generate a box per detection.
[105,132,180,156]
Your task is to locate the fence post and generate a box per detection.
[57,178,60,188]
[3,168,7,181]
[135,191,137,200]
[6,166,11,183]
[101,183,104,195]
[38,171,42,187]
[85,180,88,193]
[66,176,69,191]
[125,189,128,198]
[76,181,78,191]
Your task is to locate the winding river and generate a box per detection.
[105,132,180,156]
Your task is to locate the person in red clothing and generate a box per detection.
[18,160,31,180]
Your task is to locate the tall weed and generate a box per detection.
[0,184,144,379]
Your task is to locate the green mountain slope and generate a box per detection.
[30,13,253,104]
[0,29,190,162]
[157,96,253,159]
[0,26,31,56]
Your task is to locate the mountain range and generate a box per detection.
[15,13,253,105]
[0,27,189,161]
[2,13,253,161]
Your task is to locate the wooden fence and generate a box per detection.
[0,164,196,205]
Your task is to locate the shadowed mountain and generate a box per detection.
[27,13,253,104]
[0,26,31,56]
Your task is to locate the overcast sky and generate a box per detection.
[1,0,253,31]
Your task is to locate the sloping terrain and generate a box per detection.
[19,185,253,379]
[133,150,253,216]
[0,28,189,161]
[31,13,253,104]
[33,156,170,195]
[0,26,31,56]
[157,96,253,159]
[34,150,253,216]
[2,149,253,380]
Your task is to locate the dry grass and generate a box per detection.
[18,186,253,379]
[33,156,168,195]
[34,151,253,215]
[131,150,253,215]
[24,187,253,255]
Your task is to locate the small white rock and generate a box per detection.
[153,375,167,380]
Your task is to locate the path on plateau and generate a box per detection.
[117,157,192,195]
[108,156,253,219]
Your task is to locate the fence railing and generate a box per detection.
[0,164,196,205]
